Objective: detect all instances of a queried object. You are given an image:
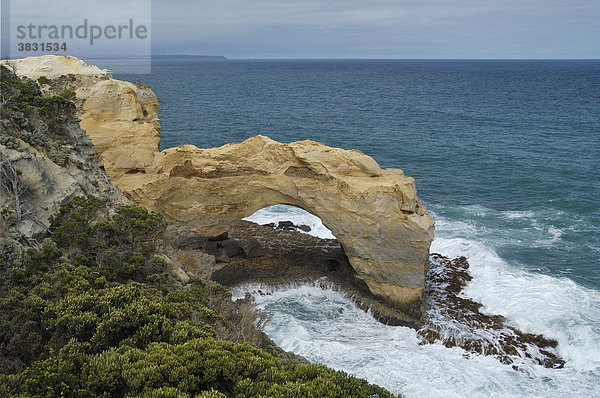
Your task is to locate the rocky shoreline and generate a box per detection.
[169,219,424,328]
[418,254,564,369]
[196,219,565,370]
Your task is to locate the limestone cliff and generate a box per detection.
[5,55,435,324]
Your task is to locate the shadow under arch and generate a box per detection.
[206,202,353,282]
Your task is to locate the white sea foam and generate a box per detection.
[544,226,563,243]
[432,211,600,370]
[235,203,600,397]
[239,283,600,398]
[432,235,600,367]
[504,210,535,220]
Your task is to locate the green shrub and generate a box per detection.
[0,132,20,149]
[49,196,166,280]
[0,195,397,397]
[5,338,394,397]
[60,89,76,99]
[1,66,75,162]
[0,238,25,270]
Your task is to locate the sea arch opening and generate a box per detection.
[206,202,418,326]
[207,203,358,290]
[243,204,335,240]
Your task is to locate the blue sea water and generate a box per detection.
[112,59,600,397]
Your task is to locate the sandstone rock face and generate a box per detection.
[3,56,162,178]
[100,133,435,319]
[80,79,161,178]
[10,55,435,323]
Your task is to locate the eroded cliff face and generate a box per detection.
[0,58,126,243]
[6,55,435,323]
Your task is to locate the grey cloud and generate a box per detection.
[8,0,597,58]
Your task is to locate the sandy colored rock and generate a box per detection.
[1,55,110,79]
[80,79,160,177]
[100,133,434,317]
[168,249,217,279]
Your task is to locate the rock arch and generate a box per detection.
[95,126,435,321]
[6,56,434,324]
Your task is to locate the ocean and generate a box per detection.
[112,59,600,397]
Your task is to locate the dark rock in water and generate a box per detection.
[296,224,311,232]
[418,254,565,370]
[278,221,295,229]
[208,222,565,362]
[261,220,312,233]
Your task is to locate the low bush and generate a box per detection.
[0,65,75,165]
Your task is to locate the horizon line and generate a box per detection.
[3,54,599,62]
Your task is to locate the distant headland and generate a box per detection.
[151,54,227,60]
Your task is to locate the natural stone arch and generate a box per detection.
[2,55,434,324]
[99,134,435,321]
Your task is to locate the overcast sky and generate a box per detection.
[3,0,599,59]
[150,0,599,58]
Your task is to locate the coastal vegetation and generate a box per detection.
[1,65,74,166]
[0,195,395,397]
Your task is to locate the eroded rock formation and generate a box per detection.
[419,254,564,369]
[0,58,126,242]
[107,136,435,320]
[6,55,435,324]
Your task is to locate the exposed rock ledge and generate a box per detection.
[1,55,110,79]
[5,55,435,325]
